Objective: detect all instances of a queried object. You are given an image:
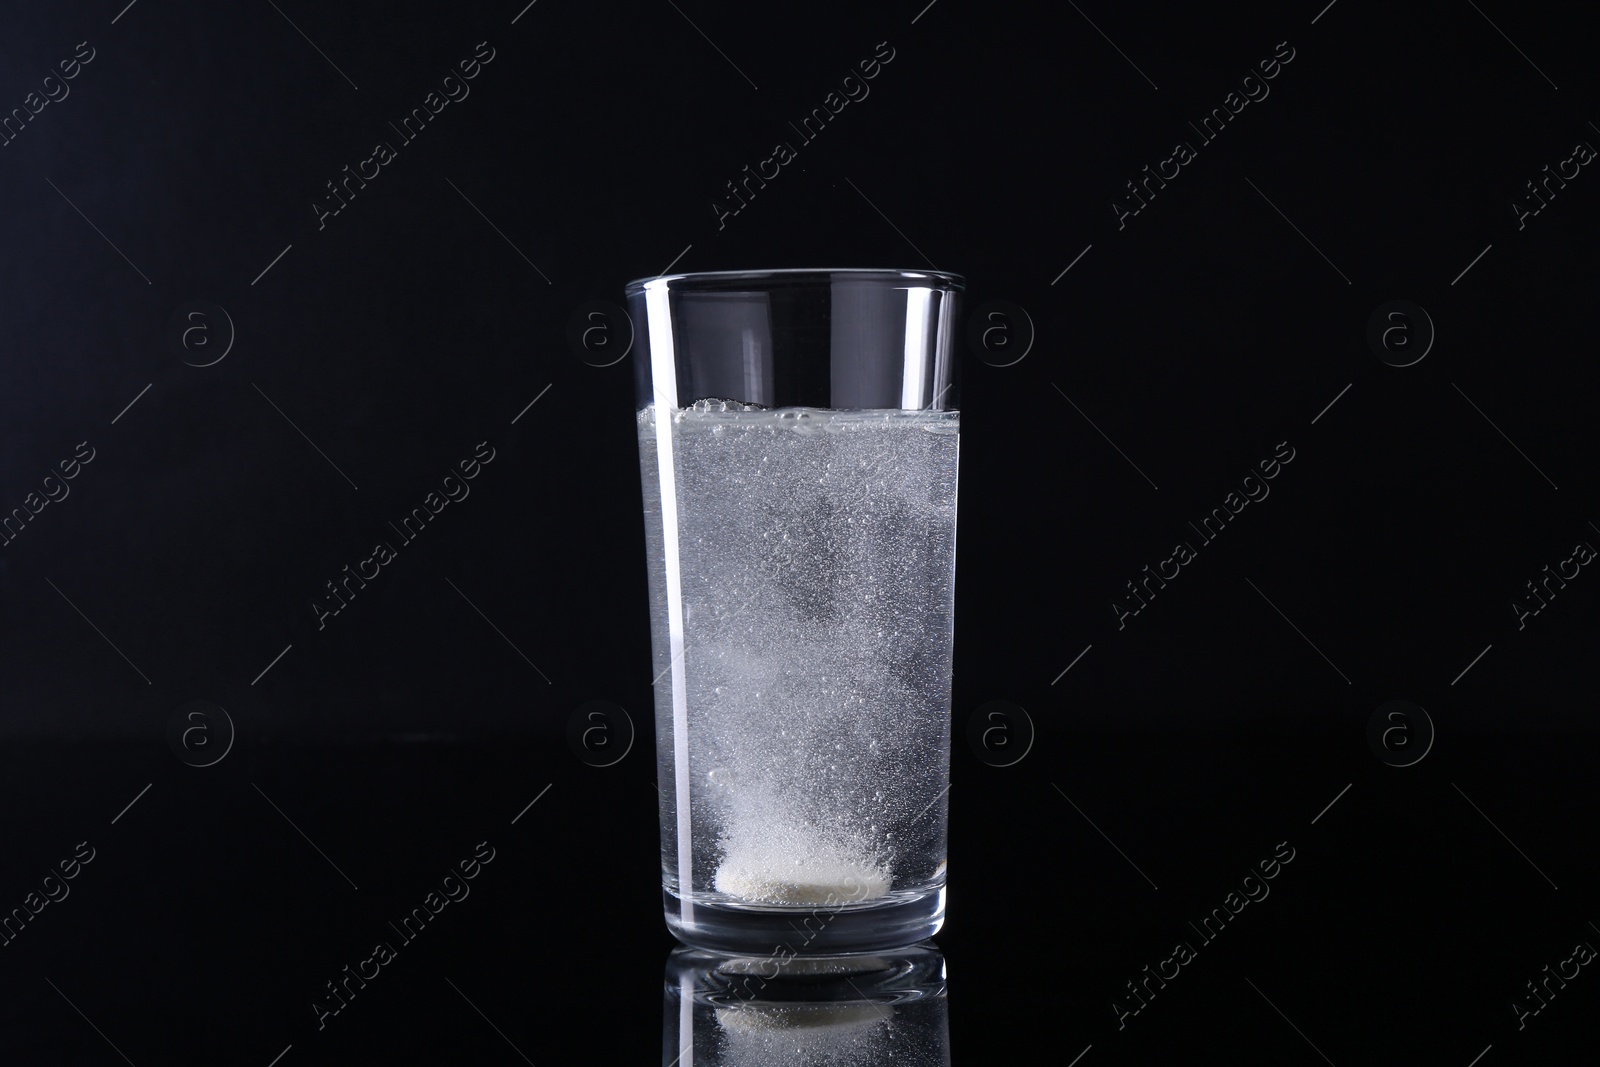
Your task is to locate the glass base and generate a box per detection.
[664,884,945,955]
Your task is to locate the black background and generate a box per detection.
[2,0,1597,1062]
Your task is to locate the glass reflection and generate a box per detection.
[663,942,949,1066]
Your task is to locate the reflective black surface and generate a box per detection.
[3,0,1598,1062]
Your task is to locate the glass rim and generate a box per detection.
[623,267,965,295]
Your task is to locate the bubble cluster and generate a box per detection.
[639,404,958,906]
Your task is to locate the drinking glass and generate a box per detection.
[628,268,962,953]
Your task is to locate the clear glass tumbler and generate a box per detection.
[627,268,963,953]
